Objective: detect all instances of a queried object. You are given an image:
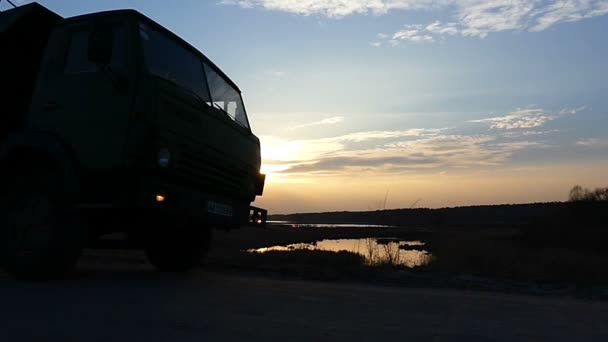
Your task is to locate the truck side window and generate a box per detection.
[139,23,210,102]
[204,63,250,129]
[64,25,126,74]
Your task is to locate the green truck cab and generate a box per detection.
[0,3,266,280]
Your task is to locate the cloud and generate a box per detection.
[382,134,540,167]
[260,119,553,178]
[261,127,443,165]
[530,0,608,32]
[220,0,446,18]
[425,21,459,35]
[391,24,435,43]
[456,0,536,38]
[288,116,345,130]
[471,108,554,129]
[257,104,591,179]
[470,107,584,130]
[329,128,445,142]
[265,70,287,78]
[500,129,560,138]
[284,155,439,173]
[577,138,608,148]
[222,1,608,41]
[269,133,548,175]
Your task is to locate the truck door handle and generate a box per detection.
[43,101,60,111]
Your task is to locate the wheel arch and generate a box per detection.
[0,132,81,197]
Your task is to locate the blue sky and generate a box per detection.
[7,0,608,213]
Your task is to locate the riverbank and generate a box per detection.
[204,224,608,300]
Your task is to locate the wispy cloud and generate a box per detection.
[220,0,443,18]
[263,131,548,176]
[530,0,608,32]
[384,1,608,44]
[222,1,608,43]
[261,128,443,166]
[264,69,287,78]
[470,107,584,130]
[327,128,445,142]
[260,126,555,180]
[284,155,439,174]
[259,105,586,179]
[425,21,459,35]
[288,116,345,130]
[456,0,536,38]
[390,24,435,44]
[577,138,608,148]
[500,130,560,138]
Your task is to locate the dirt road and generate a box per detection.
[1,260,607,342]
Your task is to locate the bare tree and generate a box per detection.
[569,185,608,202]
[569,185,586,202]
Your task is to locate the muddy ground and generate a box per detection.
[2,264,608,342]
[2,224,608,341]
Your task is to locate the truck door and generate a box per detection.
[29,19,135,169]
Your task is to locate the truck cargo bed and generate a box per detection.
[0,3,61,140]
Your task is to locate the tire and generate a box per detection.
[144,219,212,273]
[0,159,86,281]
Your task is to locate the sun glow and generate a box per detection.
[260,163,293,183]
[259,136,309,183]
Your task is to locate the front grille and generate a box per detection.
[158,126,256,200]
[174,145,254,200]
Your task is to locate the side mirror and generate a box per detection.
[87,23,113,65]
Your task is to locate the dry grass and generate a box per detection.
[207,225,608,287]
[427,229,608,285]
[225,249,366,280]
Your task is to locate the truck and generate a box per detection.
[0,2,266,280]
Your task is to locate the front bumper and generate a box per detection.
[79,171,251,228]
[135,177,251,228]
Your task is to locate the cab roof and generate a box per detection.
[0,2,61,32]
[60,7,242,93]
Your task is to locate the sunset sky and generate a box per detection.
[9,0,608,213]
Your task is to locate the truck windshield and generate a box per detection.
[139,22,250,130]
[139,23,210,102]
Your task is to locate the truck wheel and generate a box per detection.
[144,222,212,272]
[0,161,86,281]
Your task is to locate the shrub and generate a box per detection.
[569,185,608,202]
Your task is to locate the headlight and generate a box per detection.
[158,148,171,168]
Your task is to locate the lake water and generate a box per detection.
[268,221,397,228]
[248,238,432,268]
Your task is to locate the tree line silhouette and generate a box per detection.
[569,185,608,202]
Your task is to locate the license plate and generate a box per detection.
[207,201,233,217]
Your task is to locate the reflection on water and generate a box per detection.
[248,238,432,268]
[267,221,397,228]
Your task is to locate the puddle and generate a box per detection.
[267,221,397,228]
[248,238,432,268]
